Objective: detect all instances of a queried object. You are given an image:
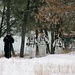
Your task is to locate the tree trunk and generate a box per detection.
[20,0,30,57]
[20,13,27,57]
[44,29,50,54]
[7,0,10,34]
[0,5,5,37]
[11,45,15,56]
[35,29,39,55]
[7,0,15,55]
[51,31,55,54]
[20,26,25,57]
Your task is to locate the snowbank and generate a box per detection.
[0,54,75,75]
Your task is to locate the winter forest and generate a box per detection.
[0,0,75,75]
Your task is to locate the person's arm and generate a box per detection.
[3,37,5,42]
[3,36,7,42]
[11,37,14,43]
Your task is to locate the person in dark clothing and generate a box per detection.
[3,34,14,58]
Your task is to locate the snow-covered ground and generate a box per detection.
[0,54,75,75]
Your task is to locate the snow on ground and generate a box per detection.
[0,54,75,75]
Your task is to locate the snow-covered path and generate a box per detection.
[0,54,75,75]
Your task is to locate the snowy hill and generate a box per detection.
[0,54,75,75]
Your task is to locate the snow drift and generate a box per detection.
[0,54,75,75]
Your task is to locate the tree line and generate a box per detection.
[0,0,75,57]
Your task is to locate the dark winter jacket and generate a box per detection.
[3,34,14,58]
